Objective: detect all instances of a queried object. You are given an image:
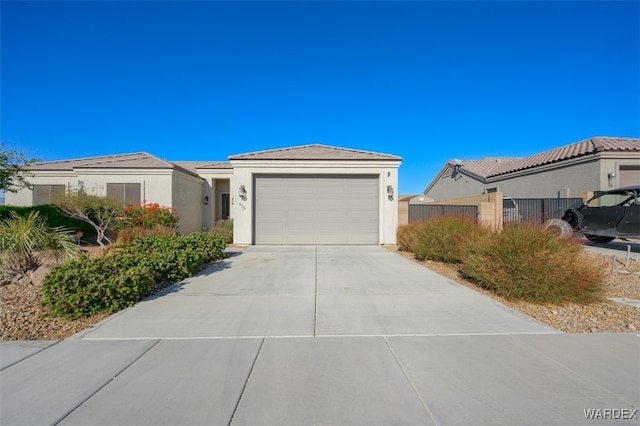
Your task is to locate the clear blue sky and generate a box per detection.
[2,1,638,194]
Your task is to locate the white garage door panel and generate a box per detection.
[255,175,379,244]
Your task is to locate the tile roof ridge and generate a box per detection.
[33,151,149,166]
[230,143,401,157]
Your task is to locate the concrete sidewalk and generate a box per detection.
[1,246,638,425]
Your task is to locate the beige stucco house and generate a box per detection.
[423,137,639,201]
[5,144,402,245]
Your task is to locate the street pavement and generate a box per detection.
[1,246,638,425]
[583,238,640,258]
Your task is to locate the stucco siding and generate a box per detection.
[171,172,204,234]
[4,170,177,207]
[229,161,400,245]
[426,148,640,201]
[600,157,640,189]
[5,173,77,206]
[195,170,233,231]
[426,166,486,201]
[489,160,601,198]
[76,171,174,206]
[427,159,605,200]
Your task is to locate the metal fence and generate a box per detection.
[409,204,478,224]
[512,198,584,224]
[408,198,584,225]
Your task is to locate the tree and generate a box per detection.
[54,192,123,250]
[0,211,79,285]
[0,144,38,193]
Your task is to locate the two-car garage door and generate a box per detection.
[254,175,379,244]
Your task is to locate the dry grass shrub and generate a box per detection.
[398,217,489,263]
[460,223,605,304]
[114,224,177,245]
[396,223,420,252]
[210,219,233,245]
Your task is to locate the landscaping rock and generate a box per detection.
[30,265,51,288]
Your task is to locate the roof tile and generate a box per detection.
[229,144,402,161]
[460,137,639,178]
[27,152,202,177]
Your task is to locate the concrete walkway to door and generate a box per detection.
[2,246,638,426]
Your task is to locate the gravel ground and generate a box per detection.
[1,247,639,340]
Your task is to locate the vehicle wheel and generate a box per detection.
[584,234,615,244]
[543,219,573,238]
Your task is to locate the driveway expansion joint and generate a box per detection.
[228,337,265,426]
[53,339,161,425]
[383,336,441,426]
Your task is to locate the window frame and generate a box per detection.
[32,184,66,205]
[106,182,142,206]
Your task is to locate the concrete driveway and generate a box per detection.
[77,245,557,339]
[2,246,638,426]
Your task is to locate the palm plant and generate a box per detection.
[0,211,79,281]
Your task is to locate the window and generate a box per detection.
[107,183,141,206]
[587,192,633,208]
[33,185,65,205]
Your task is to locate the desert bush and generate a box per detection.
[210,219,233,244]
[42,232,227,319]
[396,223,419,252]
[54,193,123,250]
[114,224,177,245]
[411,216,488,263]
[460,223,604,304]
[0,211,79,282]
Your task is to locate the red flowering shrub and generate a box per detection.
[118,202,179,230]
[114,202,180,244]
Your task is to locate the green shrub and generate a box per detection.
[460,223,604,304]
[210,219,233,245]
[0,205,94,237]
[41,232,227,319]
[120,233,226,280]
[41,254,155,319]
[411,216,488,263]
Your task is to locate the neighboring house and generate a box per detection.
[5,144,402,245]
[423,137,640,200]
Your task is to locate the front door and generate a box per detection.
[221,193,230,220]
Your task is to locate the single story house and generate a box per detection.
[423,137,639,201]
[6,144,402,245]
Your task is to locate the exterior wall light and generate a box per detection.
[203,196,209,205]
[387,185,394,201]
[239,185,247,200]
[608,172,616,187]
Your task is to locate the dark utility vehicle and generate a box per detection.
[549,186,640,243]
